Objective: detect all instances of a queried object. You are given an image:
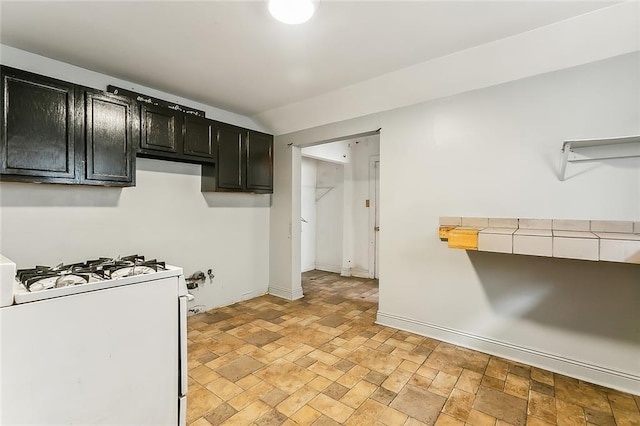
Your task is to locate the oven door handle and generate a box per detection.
[178,295,188,398]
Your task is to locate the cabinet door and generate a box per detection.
[216,123,244,190]
[246,131,273,193]
[183,115,214,160]
[1,67,76,180]
[84,91,135,185]
[140,103,181,153]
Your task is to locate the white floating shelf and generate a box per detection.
[439,217,640,265]
[559,135,640,181]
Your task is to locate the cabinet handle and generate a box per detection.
[238,135,242,186]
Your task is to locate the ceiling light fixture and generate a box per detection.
[268,0,315,25]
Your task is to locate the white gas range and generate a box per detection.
[0,254,188,426]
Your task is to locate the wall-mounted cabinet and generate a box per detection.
[83,90,136,185]
[246,130,274,192]
[140,103,181,155]
[215,122,244,190]
[1,66,136,187]
[201,128,273,194]
[138,105,215,164]
[1,66,273,192]
[183,115,214,159]
[1,67,77,182]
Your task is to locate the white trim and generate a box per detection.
[291,146,304,301]
[376,311,640,395]
[268,284,304,301]
[341,157,354,278]
[301,264,316,273]
[368,155,380,280]
[351,268,370,279]
[315,263,342,274]
[340,267,351,277]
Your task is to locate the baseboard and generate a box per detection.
[340,267,371,279]
[376,311,640,395]
[315,263,341,274]
[302,264,316,273]
[351,268,370,279]
[268,284,303,301]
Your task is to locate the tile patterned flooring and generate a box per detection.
[187,271,640,425]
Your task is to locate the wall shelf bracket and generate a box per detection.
[559,135,640,181]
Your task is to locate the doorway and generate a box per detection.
[299,134,380,281]
[300,156,345,274]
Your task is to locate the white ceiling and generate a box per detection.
[0,1,619,118]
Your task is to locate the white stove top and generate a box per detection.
[9,264,186,305]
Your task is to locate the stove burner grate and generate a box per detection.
[16,255,166,292]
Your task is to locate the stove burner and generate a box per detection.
[16,255,166,292]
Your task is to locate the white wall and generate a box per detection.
[272,53,640,394]
[0,46,270,312]
[301,157,317,272]
[315,161,343,273]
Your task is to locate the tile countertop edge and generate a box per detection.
[439,217,640,265]
[479,228,518,235]
[552,230,598,239]
[594,232,640,241]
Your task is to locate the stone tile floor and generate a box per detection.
[187,271,640,425]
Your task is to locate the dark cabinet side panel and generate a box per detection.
[84,91,134,185]
[183,115,214,159]
[1,68,76,180]
[246,131,273,192]
[216,124,244,190]
[140,104,181,153]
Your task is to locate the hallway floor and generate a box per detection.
[186,271,639,425]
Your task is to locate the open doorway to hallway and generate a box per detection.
[300,134,380,281]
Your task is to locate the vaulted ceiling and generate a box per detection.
[0,1,619,120]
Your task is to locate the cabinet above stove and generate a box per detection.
[1,66,136,187]
[0,66,274,193]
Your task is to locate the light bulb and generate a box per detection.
[268,0,315,25]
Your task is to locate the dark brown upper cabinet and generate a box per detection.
[201,126,273,194]
[246,130,273,192]
[183,115,214,160]
[140,103,181,154]
[0,66,136,187]
[137,105,215,164]
[1,67,76,182]
[83,90,136,185]
[216,123,245,190]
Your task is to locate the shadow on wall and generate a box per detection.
[467,251,640,345]
[202,192,271,208]
[138,158,272,208]
[0,182,122,207]
[136,157,198,176]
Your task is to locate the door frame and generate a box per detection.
[368,155,380,279]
